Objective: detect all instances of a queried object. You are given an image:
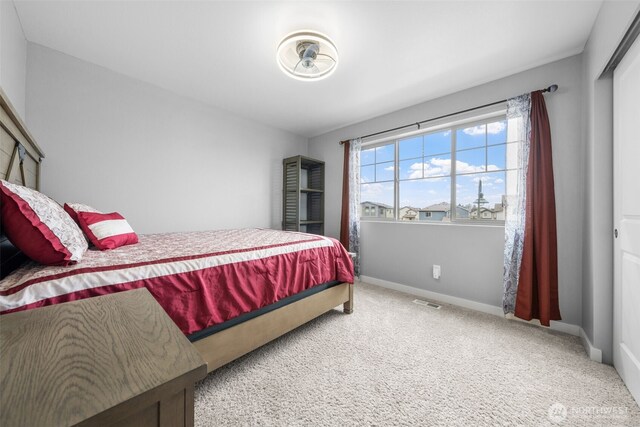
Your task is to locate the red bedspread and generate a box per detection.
[0,229,354,334]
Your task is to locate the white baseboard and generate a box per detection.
[360,275,504,317]
[550,320,581,336]
[579,328,603,363]
[359,275,601,361]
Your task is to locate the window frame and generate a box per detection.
[360,110,509,226]
[359,142,397,221]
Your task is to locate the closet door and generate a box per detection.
[613,32,640,406]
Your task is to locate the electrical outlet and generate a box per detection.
[433,265,441,280]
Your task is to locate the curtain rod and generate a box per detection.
[339,84,558,144]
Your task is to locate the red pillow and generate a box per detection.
[76,211,138,250]
[0,180,88,265]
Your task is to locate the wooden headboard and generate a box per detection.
[1,86,45,279]
[0,87,44,188]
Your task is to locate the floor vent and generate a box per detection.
[412,299,441,309]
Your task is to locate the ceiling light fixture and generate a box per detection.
[277,30,338,81]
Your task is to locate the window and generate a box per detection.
[360,143,395,220]
[360,114,515,224]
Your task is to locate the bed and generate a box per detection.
[0,87,354,373]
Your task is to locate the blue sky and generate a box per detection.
[361,120,510,209]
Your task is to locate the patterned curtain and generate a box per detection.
[502,94,531,314]
[348,138,361,276]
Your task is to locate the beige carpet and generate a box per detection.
[195,282,640,426]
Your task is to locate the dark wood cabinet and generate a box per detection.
[0,288,207,427]
[283,155,325,235]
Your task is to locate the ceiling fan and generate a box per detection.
[277,31,338,81]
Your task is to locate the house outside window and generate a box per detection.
[360,113,517,225]
[360,143,395,220]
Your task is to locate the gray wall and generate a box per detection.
[581,1,640,364]
[309,55,584,326]
[0,0,27,118]
[361,222,504,307]
[26,44,308,234]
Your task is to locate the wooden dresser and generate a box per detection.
[0,288,207,427]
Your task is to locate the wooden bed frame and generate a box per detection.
[0,88,44,188]
[195,282,353,372]
[0,87,354,374]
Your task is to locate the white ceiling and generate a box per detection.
[14,1,602,137]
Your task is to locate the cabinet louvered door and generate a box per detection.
[282,156,325,235]
[283,159,300,231]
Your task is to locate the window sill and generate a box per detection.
[360,219,505,228]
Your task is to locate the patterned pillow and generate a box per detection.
[64,203,102,244]
[0,180,88,265]
[77,211,138,250]
[64,202,102,225]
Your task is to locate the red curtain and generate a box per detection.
[339,140,350,249]
[515,91,561,326]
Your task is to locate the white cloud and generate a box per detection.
[487,121,506,134]
[425,158,451,177]
[408,162,424,179]
[470,174,505,189]
[400,157,505,199]
[360,183,384,201]
[361,182,393,203]
[462,125,485,136]
[455,160,484,175]
[473,176,493,188]
[384,165,395,171]
[462,121,506,136]
[404,158,491,179]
